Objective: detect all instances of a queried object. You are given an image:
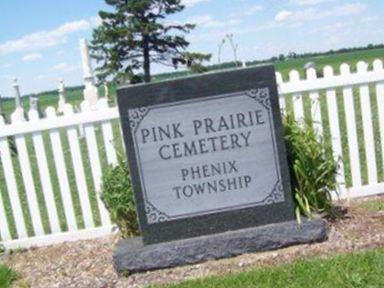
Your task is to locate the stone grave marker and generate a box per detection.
[114,66,328,273]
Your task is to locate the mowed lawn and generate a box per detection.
[164,248,384,288]
[0,47,383,240]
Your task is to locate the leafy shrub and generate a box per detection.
[284,115,339,220]
[101,156,139,238]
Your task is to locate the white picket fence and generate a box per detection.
[0,99,121,249]
[277,59,384,199]
[0,48,383,249]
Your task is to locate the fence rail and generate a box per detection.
[0,44,383,249]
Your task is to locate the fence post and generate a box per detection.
[80,39,99,108]
[58,79,66,113]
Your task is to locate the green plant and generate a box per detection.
[0,265,18,288]
[101,156,139,238]
[283,115,339,220]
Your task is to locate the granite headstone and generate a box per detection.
[114,66,328,273]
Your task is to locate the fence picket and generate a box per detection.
[98,99,118,166]
[357,61,378,185]
[46,107,78,231]
[0,186,11,242]
[290,70,304,123]
[28,109,61,234]
[275,72,285,112]
[64,104,94,229]
[373,59,384,176]
[306,68,322,136]
[81,102,111,227]
[11,111,44,236]
[0,116,28,239]
[324,66,346,198]
[340,64,362,188]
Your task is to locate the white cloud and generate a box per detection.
[275,11,293,22]
[333,3,367,16]
[0,74,12,80]
[313,22,348,33]
[51,62,80,73]
[243,4,263,16]
[0,63,11,69]
[231,4,263,18]
[0,18,98,54]
[275,3,366,23]
[290,0,332,6]
[360,16,379,24]
[188,15,241,29]
[188,15,217,27]
[22,53,42,62]
[56,50,65,56]
[182,0,210,8]
[189,20,277,43]
[89,16,102,27]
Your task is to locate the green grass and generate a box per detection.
[0,265,18,288]
[358,199,384,213]
[163,248,384,288]
[275,47,384,80]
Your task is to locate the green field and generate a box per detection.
[164,248,384,288]
[1,47,383,118]
[274,47,384,79]
[0,48,383,241]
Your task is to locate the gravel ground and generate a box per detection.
[2,195,384,288]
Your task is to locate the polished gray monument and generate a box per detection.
[114,66,328,274]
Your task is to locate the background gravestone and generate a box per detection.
[115,66,328,273]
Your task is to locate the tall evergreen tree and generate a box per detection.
[91,0,211,83]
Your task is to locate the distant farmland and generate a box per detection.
[1,47,383,118]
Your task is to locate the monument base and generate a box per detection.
[113,219,328,274]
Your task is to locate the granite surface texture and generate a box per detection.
[114,218,328,274]
[117,66,295,245]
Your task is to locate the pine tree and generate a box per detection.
[91,0,211,83]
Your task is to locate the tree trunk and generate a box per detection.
[143,35,151,83]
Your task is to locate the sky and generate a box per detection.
[0,0,383,97]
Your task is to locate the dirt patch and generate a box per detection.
[2,195,384,288]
